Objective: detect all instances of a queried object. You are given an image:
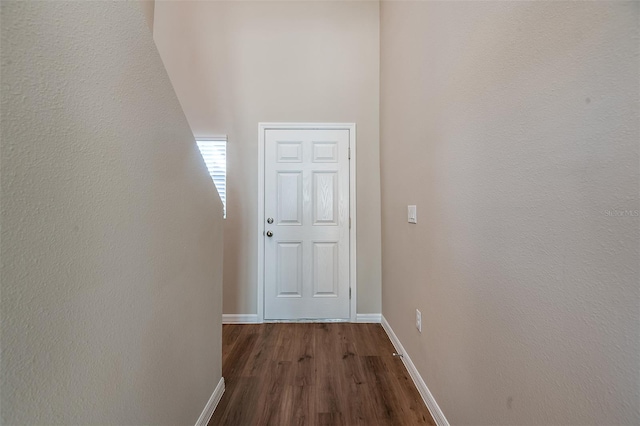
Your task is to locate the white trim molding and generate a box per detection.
[195,377,225,426]
[356,313,382,323]
[223,314,382,324]
[381,316,450,426]
[257,123,357,323]
[222,314,259,324]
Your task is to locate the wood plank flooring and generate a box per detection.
[209,323,436,426]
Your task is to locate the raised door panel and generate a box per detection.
[277,141,303,163]
[313,172,338,225]
[312,242,338,297]
[312,142,338,163]
[276,242,302,297]
[277,172,302,225]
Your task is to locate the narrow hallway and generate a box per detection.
[211,323,435,425]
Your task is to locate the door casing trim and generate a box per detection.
[257,122,357,323]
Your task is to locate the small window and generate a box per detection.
[196,137,227,218]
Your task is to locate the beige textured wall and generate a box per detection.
[153,0,381,315]
[1,1,223,424]
[140,0,155,31]
[380,1,639,425]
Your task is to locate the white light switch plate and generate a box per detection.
[408,205,417,224]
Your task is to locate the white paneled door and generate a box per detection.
[263,128,350,320]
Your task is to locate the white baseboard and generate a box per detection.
[356,313,382,323]
[223,313,383,324]
[222,314,259,324]
[195,377,225,426]
[381,315,449,426]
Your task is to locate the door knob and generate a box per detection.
[266,230,273,237]
[267,217,274,224]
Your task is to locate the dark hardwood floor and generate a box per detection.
[209,323,436,426]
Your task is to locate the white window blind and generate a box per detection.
[196,137,227,218]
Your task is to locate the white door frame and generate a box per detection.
[257,122,357,323]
